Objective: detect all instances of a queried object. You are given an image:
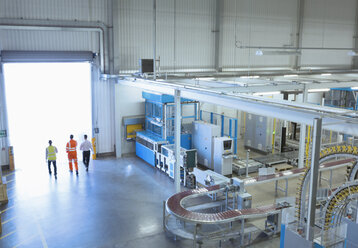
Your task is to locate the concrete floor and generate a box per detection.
[0,155,349,247]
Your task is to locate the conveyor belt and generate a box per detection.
[166,185,289,224]
[244,158,356,186]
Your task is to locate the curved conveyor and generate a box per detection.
[166,184,289,225]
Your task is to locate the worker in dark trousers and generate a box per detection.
[46,140,58,179]
[80,134,93,172]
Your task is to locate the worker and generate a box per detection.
[80,134,93,172]
[46,140,58,179]
[66,134,79,175]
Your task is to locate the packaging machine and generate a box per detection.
[135,92,199,182]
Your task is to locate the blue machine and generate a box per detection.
[136,92,198,167]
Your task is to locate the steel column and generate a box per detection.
[174,89,181,193]
[0,64,8,177]
[153,0,157,80]
[306,118,322,241]
[294,0,305,70]
[353,0,358,68]
[298,86,308,168]
[214,0,223,72]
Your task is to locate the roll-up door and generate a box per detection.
[1,51,94,63]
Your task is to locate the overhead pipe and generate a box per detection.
[238,45,357,51]
[0,18,109,73]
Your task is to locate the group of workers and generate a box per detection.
[45,134,93,179]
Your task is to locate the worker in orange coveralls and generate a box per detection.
[66,134,79,175]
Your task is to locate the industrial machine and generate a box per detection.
[213,136,234,176]
[159,144,197,188]
[135,91,198,181]
[192,121,220,169]
[280,145,358,248]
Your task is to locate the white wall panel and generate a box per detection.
[0,0,108,60]
[0,0,109,24]
[0,30,99,52]
[221,0,297,69]
[300,0,356,67]
[115,0,216,73]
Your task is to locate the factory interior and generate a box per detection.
[0,0,358,247]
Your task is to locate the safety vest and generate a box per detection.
[66,140,77,153]
[47,146,57,160]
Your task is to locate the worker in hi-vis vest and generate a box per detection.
[46,140,58,179]
[66,134,79,175]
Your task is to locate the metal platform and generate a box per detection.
[253,151,299,166]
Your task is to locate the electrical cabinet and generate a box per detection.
[244,113,273,154]
[192,121,220,169]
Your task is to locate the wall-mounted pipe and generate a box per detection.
[0,18,109,73]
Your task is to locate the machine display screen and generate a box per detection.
[223,140,232,150]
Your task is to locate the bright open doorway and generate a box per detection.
[4,62,92,173]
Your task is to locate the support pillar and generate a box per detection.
[306,118,322,241]
[0,64,9,176]
[153,0,157,80]
[174,89,181,193]
[298,86,308,168]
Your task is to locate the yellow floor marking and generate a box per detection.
[12,233,38,248]
[1,205,15,214]
[0,230,16,240]
[2,216,17,225]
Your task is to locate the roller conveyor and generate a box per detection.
[244,158,356,186]
[166,184,289,224]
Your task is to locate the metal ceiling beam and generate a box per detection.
[196,81,358,93]
[118,78,358,136]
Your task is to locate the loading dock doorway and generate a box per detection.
[4,62,92,172]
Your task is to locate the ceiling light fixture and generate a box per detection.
[348,51,357,56]
[321,73,332,76]
[196,77,216,81]
[308,88,330,92]
[240,75,260,79]
[255,50,263,56]
[351,87,358,90]
[253,91,281,96]
[283,74,298,78]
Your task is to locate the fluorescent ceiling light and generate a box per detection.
[283,74,298,78]
[253,91,281,96]
[255,50,263,56]
[351,87,358,90]
[196,77,215,81]
[321,73,332,76]
[240,75,260,79]
[348,51,357,56]
[308,88,330,92]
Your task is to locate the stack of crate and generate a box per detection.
[0,183,8,204]
[0,180,7,234]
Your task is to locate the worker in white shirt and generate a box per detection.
[80,134,93,172]
[46,140,58,179]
